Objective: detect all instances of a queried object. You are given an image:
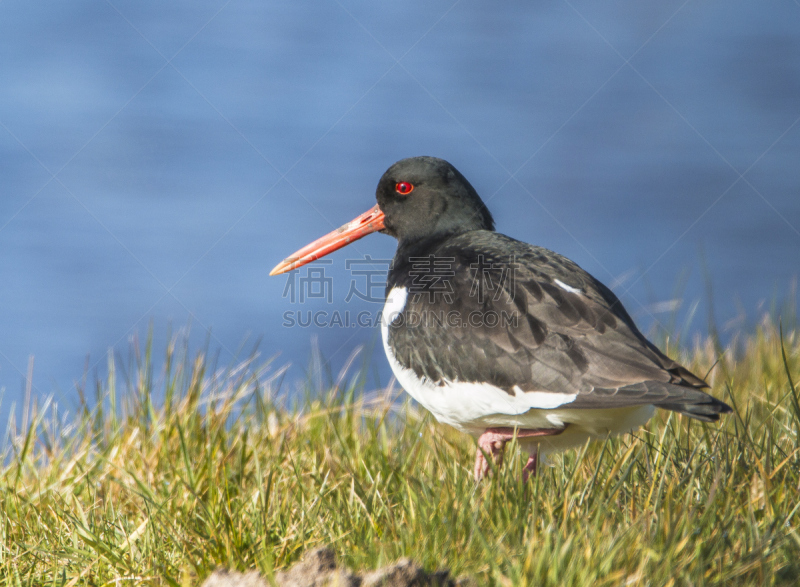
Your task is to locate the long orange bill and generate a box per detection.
[269,204,386,276]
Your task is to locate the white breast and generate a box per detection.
[381,287,577,432]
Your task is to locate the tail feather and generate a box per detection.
[658,396,733,422]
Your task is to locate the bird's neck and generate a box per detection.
[387,229,488,291]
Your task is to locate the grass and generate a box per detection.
[2,317,800,587]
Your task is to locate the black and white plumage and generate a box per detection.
[271,156,732,481]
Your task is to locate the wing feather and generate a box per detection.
[387,231,731,419]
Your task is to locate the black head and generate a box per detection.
[376,156,495,245]
[270,156,495,277]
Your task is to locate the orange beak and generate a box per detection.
[269,204,386,276]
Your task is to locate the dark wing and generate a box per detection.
[387,231,731,422]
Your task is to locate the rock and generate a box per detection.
[274,547,359,587]
[361,557,457,586]
[200,547,472,587]
[201,568,268,587]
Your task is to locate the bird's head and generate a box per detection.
[375,156,494,242]
[270,156,493,276]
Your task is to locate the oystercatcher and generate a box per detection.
[271,156,732,481]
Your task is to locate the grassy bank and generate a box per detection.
[2,319,800,586]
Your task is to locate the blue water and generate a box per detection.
[1,0,799,428]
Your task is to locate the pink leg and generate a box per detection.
[522,451,538,483]
[473,426,565,482]
[474,430,508,481]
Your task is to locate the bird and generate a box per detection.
[270,156,732,481]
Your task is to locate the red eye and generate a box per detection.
[395,182,414,195]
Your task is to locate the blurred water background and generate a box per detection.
[1,1,799,428]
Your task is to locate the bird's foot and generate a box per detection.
[522,452,538,483]
[474,426,565,482]
[474,429,510,481]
